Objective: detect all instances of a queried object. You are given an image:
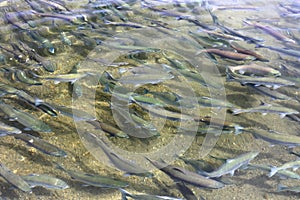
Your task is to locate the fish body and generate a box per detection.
[232,103,299,118]
[118,73,174,86]
[57,164,128,188]
[84,132,153,177]
[256,44,300,58]
[14,70,42,85]
[269,160,300,177]
[0,101,51,132]
[226,67,295,89]
[244,20,296,44]
[37,73,90,84]
[247,164,300,179]
[0,122,21,136]
[198,49,256,61]
[119,188,183,200]
[22,174,69,189]
[205,151,259,178]
[15,133,67,157]
[147,158,224,189]
[278,184,300,193]
[51,104,96,121]
[246,128,300,147]
[229,64,281,77]
[0,163,31,193]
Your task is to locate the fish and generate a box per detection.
[119,188,183,200]
[229,43,268,61]
[60,32,72,46]
[118,72,174,87]
[136,102,194,121]
[196,96,237,109]
[88,120,129,138]
[226,67,295,89]
[22,174,69,190]
[14,70,42,85]
[232,103,299,118]
[131,94,167,107]
[26,30,55,54]
[147,158,224,189]
[19,41,56,72]
[204,151,259,178]
[0,122,21,136]
[84,132,153,177]
[33,11,87,25]
[228,64,281,77]
[269,160,300,177]
[35,73,91,84]
[245,128,300,148]
[247,164,300,179]
[243,20,296,44]
[14,133,67,157]
[277,184,300,193]
[56,164,128,188]
[36,0,70,12]
[0,163,32,193]
[256,44,300,58]
[197,49,256,61]
[209,11,264,44]
[248,85,291,100]
[0,101,52,132]
[175,182,198,200]
[50,104,96,122]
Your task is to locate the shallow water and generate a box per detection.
[0,0,300,199]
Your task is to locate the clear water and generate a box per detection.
[0,0,299,199]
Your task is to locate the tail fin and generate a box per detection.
[269,166,278,177]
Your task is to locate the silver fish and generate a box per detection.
[56,164,129,188]
[147,158,224,189]
[229,64,281,77]
[247,164,300,180]
[278,184,300,193]
[22,174,69,190]
[269,160,300,177]
[119,188,183,200]
[84,132,153,177]
[232,103,299,118]
[0,122,21,136]
[246,128,300,148]
[204,151,259,178]
[0,101,51,132]
[226,67,295,89]
[0,163,31,193]
[14,133,67,157]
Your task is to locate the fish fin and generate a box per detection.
[232,109,242,115]
[54,80,60,84]
[24,127,31,131]
[277,184,286,192]
[234,125,244,135]
[292,166,299,171]
[269,167,278,177]
[239,69,245,75]
[272,85,280,90]
[34,98,43,106]
[262,113,267,116]
[229,170,235,176]
[226,158,234,163]
[279,113,286,118]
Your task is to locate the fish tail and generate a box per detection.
[277,184,287,192]
[232,109,243,115]
[34,98,43,106]
[269,167,278,177]
[119,188,132,199]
